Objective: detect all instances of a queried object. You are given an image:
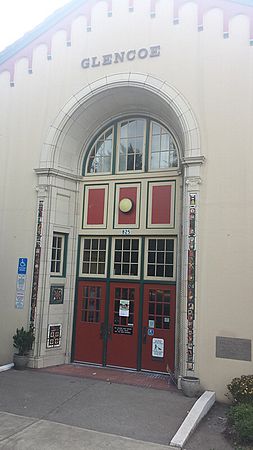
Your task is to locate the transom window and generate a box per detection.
[119,119,145,171]
[87,127,113,174]
[80,238,107,276]
[113,238,140,277]
[150,122,178,170]
[146,238,175,279]
[85,118,179,175]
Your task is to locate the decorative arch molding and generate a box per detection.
[33,72,204,375]
[40,72,203,176]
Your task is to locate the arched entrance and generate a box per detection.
[74,116,179,372]
[34,73,203,376]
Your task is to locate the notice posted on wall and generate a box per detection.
[152,338,164,358]
[119,300,130,317]
[15,258,27,310]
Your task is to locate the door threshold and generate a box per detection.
[141,368,171,376]
[73,361,170,376]
[73,361,103,368]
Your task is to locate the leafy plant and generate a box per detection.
[227,375,253,404]
[227,403,253,444]
[13,326,35,355]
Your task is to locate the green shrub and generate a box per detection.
[13,326,35,355]
[227,375,253,404]
[227,403,253,444]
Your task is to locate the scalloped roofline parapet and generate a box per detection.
[1,0,253,86]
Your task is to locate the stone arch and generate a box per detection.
[35,73,203,375]
[40,72,201,173]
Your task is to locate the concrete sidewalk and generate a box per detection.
[0,368,232,449]
[0,411,178,449]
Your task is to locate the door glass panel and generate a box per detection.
[113,287,135,326]
[148,288,171,330]
[80,286,102,323]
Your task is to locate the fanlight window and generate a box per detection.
[87,127,113,174]
[150,122,178,170]
[119,119,145,171]
[86,118,179,175]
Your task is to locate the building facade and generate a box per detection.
[0,0,253,400]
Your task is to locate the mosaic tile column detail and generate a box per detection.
[187,193,197,371]
[30,200,44,323]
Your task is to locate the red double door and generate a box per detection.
[74,281,175,372]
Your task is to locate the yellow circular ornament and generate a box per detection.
[119,198,133,213]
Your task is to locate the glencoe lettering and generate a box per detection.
[81,45,160,69]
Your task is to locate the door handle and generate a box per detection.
[100,322,104,339]
[143,326,147,344]
[108,324,112,340]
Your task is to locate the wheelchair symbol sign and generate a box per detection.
[18,258,28,275]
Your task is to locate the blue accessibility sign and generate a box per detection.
[18,258,28,275]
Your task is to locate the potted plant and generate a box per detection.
[13,326,35,370]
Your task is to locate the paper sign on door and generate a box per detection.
[119,300,130,317]
[152,338,164,358]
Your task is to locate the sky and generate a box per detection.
[0,0,71,52]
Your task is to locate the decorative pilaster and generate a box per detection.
[30,187,47,323]
[184,177,201,372]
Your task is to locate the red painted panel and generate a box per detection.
[87,188,105,225]
[118,187,137,225]
[151,184,172,225]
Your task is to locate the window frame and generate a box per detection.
[144,237,177,281]
[84,117,180,177]
[115,118,146,175]
[85,126,114,176]
[148,121,179,172]
[50,233,67,277]
[111,237,142,279]
[79,237,109,278]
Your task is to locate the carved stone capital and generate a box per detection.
[185,177,202,191]
[35,185,48,198]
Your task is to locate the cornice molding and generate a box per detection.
[181,156,205,166]
[34,167,83,182]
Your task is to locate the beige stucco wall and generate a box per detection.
[0,0,252,400]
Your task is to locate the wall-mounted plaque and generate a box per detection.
[216,336,252,361]
[50,285,64,305]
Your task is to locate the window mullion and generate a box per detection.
[144,119,150,172]
[112,124,117,175]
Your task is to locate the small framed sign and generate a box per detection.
[50,285,64,305]
[152,338,164,358]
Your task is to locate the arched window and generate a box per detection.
[118,119,145,172]
[150,121,178,170]
[85,118,179,175]
[87,127,113,174]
